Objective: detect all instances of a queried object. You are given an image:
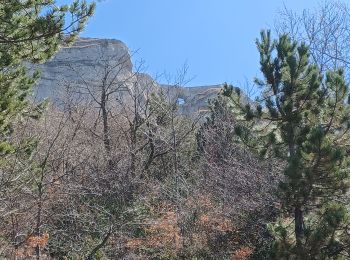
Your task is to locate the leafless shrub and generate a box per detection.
[275,1,350,77]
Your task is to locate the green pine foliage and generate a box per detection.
[0,2,94,256]
[0,0,94,157]
[223,30,350,259]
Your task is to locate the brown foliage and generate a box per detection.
[231,246,254,260]
[127,206,181,253]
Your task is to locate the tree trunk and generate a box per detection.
[86,226,112,260]
[295,205,304,257]
[35,192,43,260]
[288,134,305,256]
[101,85,111,158]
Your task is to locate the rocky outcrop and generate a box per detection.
[32,37,223,114]
[162,84,223,116]
[31,38,133,100]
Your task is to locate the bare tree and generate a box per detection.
[275,0,350,77]
[195,93,282,255]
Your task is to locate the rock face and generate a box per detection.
[31,38,133,100]
[162,84,223,116]
[33,37,222,114]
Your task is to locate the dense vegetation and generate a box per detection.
[0,1,350,259]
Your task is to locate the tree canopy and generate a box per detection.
[0,0,94,156]
[224,30,350,259]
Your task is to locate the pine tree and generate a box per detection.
[223,30,350,258]
[0,0,95,156]
[0,1,94,258]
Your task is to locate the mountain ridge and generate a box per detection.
[33,37,223,114]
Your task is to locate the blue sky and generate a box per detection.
[60,0,322,87]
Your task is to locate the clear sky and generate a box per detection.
[59,0,322,87]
